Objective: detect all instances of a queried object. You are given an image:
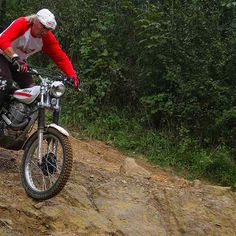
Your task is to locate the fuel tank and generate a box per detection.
[13,86,40,104]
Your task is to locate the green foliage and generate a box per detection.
[136,1,236,145]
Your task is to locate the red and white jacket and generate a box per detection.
[0,17,76,77]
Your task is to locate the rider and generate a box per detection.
[0,8,79,106]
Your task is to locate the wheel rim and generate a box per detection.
[24,133,65,192]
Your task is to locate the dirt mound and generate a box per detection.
[0,137,235,235]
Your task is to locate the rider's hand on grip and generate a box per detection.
[11,56,29,73]
[68,75,80,90]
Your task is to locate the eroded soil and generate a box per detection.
[0,136,235,236]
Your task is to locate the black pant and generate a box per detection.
[0,55,34,106]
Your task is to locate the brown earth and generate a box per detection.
[0,135,236,236]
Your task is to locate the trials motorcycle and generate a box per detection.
[0,68,74,200]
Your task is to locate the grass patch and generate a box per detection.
[61,109,236,187]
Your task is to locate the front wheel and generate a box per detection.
[21,128,73,200]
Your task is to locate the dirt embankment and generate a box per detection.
[0,137,236,236]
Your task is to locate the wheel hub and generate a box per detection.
[40,152,57,176]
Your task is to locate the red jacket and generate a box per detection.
[0,17,76,77]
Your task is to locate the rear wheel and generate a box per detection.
[21,128,73,200]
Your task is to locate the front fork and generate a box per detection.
[37,106,45,165]
[37,107,60,164]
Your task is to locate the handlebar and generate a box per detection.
[27,68,75,89]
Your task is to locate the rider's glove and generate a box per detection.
[11,56,28,73]
[70,75,80,90]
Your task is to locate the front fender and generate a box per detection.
[22,124,69,150]
[47,123,69,137]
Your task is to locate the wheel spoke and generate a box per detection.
[45,160,57,187]
[45,159,61,173]
[29,159,42,171]
[49,172,58,182]
[42,175,47,190]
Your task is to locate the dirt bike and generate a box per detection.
[0,68,74,200]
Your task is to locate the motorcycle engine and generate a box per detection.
[8,101,29,125]
[0,101,33,149]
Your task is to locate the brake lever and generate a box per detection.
[27,67,39,76]
[62,77,74,87]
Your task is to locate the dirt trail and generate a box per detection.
[0,136,236,236]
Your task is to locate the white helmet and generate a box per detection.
[36,9,57,30]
